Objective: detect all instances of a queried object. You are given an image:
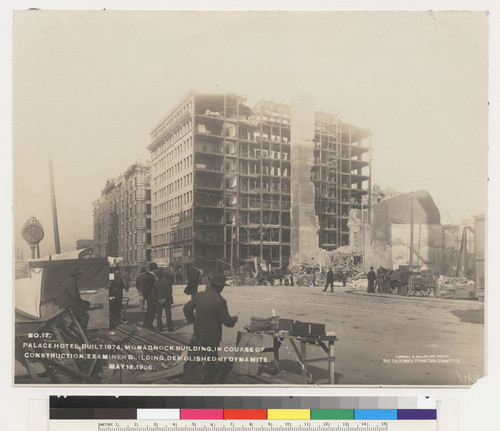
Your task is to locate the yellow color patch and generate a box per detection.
[267,409,310,420]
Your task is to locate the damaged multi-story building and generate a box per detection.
[93,162,152,275]
[348,190,445,273]
[148,92,371,275]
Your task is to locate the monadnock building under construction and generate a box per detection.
[147,92,372,275]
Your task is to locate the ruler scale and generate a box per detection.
[50,420,435,431]
[49,397,436,431]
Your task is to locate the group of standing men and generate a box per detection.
[136,264,238,384]
[55,262,240,384]
[366,266,411,295]
[136,262,174,332]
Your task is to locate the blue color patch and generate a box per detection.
[354,409,398,420]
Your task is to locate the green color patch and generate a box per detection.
[310,409,355,420]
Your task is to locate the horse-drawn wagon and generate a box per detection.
[408,269,439,297]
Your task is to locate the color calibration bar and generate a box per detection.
[50,396,436,430]
[50,396,436,414]
[51,408,436,421]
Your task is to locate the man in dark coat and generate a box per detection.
[135,268,147,311]
[367,266,377,293]
[390,269,402,295]
[152,268,174,332]
[184,266,201,298]
[183,274,238,384]
[323,268,335,292]
[176,269,183,285]
[400,268,410,296]
[141,262,158,328]
[54,266,90,334]
[123,269,132,292]
[109,267,125,328]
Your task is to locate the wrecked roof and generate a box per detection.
[373,190,441,225]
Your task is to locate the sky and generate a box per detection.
[12,10,489,256]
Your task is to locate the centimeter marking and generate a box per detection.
[97,424,388,431]
[83,420,437,431]
[50,420,436,431]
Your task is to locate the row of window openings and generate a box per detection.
[153,227,193,246]
[119,232,151,247]
[194,196,290,211]
[195,159,289,177]
[320,233,350,246]
[94,188,150,213]
[154,192,193,217]
[154,209,194,230]
[194,212,290,226]
[238,179,291,193]
[152,118,193,158]
[252,113,291,124]
[122,247,149,264]
[313,140,367,150]
[94,188,151,216]
[152,101,192,141]
[95,215,151,230]
[195,142,290,160]
[153,136,193,173]
[196,122,290,143]
[118,217,152,231]
[154,173,193,201]
[152,245,192,260]
[118,203,151,218]
[238,246,291,261]
[151,229,291,244]
[153,157,193,187]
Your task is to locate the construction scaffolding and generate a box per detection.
[148,93,371,276]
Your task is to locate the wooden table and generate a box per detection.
[238,330,338,384]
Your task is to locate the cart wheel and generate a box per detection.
[423,288,431,296]
[227,275,240,286]
[406,280,412,296]
[297,274,312,287]
[315,273,327,286]
[244,277,256,286]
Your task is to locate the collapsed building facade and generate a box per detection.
[93,162,152,276]
[348,190,444,273]
[147,92,372,275]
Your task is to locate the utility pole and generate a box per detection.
[361,202,365,268]
[409,191,414,271]
[49,161,61,254]
[230,221,235,272]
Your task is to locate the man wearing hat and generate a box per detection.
[141,262,159,328]
[183,266,201,299]
[109,267,125,328]
[367,266,377,293]
[183,273,238,383]
[55,266,90,333]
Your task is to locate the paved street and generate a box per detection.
[123,281,484,386]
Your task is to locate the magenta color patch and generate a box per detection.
[180,409,224,420]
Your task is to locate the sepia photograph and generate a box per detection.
[12,10,488,386]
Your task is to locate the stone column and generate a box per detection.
[290,94,320,266]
